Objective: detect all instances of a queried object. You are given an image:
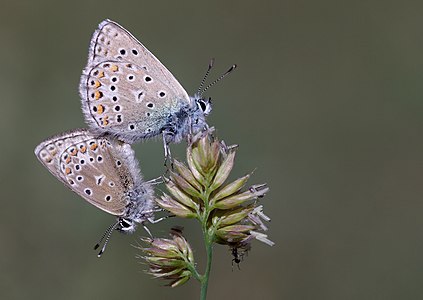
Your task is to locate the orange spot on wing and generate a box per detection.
[70,149,78,156]
[65,157,71,164]
[90,143,98,151]
[102,116,109,126]
[80,146,87,153]
[94,91,103,100]
[65,167,72,175]
[97,105,104,114]
[94,81,101,88]
[98,71,105,78]
[111,65,119,72]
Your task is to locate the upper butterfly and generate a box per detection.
[79,19,233,155]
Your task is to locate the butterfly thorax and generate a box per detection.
[162,96,211,144]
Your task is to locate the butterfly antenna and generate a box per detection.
[196,58,215,96]
[200,64,237,97]
[94,221,119,257]
[93,222,115,250]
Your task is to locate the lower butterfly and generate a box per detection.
[34,129,157,256]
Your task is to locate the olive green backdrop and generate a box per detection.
[1,0,423,299]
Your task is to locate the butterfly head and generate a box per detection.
[186,95,212,136]
[117,217,136,233]
[195,97,212,116]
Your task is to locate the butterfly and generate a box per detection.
[34,128,156,256]
[79,19,235,158]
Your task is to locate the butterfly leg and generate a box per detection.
[141,213,175,238]
[142,224,153,238]
[162,132,174,169]
[146,176,164,185]
[187,115,193,143]
[147,214,173,224]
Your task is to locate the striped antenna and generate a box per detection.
[200,64,237,97]
[197,58,215,96]
[94,220,119,257]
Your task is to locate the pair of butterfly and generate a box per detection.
[34,19,235,256]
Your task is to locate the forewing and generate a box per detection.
[80,20,191,141]
[35,129,136,216]
[80,61,184,140]
[35,129,90,184]
[85,19,187,92]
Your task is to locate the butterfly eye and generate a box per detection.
[199,100,207,112]
[119,218,133,229]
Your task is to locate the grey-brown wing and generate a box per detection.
[35,129,138,216]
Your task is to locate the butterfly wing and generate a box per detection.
[34,129,89,185]
[34,129,140,216]
[85,19,187,91]
[80,61,185,142]
[80,20,191,142]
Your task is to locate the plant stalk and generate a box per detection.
[199,187,214,300]
[200,232,213,300]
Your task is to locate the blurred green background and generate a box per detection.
[1,0,423,299]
